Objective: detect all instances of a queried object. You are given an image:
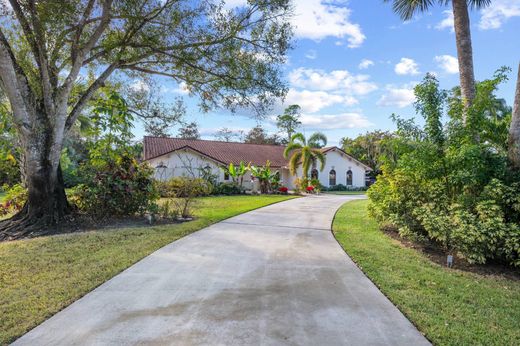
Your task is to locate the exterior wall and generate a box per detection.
[293,149,368,188]
[147,149,223,182]
[146,147,368,190]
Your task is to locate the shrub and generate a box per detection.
[157,177,212,198]
[0,184,27,216]
[213,183,245,195]
[72,155,158,218]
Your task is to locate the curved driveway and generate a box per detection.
[14,195,429,346]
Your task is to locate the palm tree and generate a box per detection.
[384,0,491,118]
[509,62,520,169]
[284,132,327,180]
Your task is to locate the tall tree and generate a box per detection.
[276,104,301,143]
[509,62,520,169]
[215,127,242,142]
[243,125,281,145]
[384,0,491,120]
[178,122,200,140]
[283,132,327,179]
[0,0,291,238]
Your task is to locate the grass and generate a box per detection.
[323,190,366,195]
[332,199,520,346]
[0,194,296,344]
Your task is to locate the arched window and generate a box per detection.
[329,169,336,186]
[224,171,230,181]
[346,170,353,186]
[311,169,319,180]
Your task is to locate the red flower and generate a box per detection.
[306,186,315,192]
[278,186,288,193]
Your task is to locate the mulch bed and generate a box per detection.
[381,226,520,281]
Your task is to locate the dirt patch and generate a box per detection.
[381,226,520,281]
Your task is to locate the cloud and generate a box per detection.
[224,0,365,48]
[358,59,374,70]
[435,10,454,31]
[172,81,190,95]
[129,79,150,92]
[288,68,377,94]
[291,0,366,48]
[377,85,416,108]
[299,112,373,130]
[479,0,520,30]
[285,89,357,113]
[434,55,459,74]
[394,57,420,76]
[305,49,317,60]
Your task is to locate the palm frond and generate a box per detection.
[284,142,302,158]
[288,151,302,176]
[311,149,326,171]
[290,132,306,145]
[308,132,328,148]
[384,0,434,21]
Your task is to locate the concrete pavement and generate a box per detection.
[14,194,430,346]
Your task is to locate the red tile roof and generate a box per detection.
[143,136,289,167]
[143,137,372,170]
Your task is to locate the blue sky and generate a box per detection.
[134,0,520,146]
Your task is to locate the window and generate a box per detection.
[311,169,319,180]
[224,171,230,181]
[346,170,353,186]
[329,169,336,186]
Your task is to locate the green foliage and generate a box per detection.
[156,177,212,198]
[212,183,245,196]
[250,160,278,193]
[0,184,27,216]
[341,130,396,173]
[368,72,520,267]
[220,161,250,186]
[284,132,327,178]
[276,104,302,143]
[72,155,158,218]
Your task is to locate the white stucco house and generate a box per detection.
[143,136,372,190]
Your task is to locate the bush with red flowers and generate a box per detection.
[278,186,289,194]
[306,185,315,193]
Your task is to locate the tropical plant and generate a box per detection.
[509,63,520,169]
[221,161,250,187]
[284,132,327,181]
[250,160,278,194]
[383,0,491,121]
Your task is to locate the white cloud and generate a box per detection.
[285,89,357,113]
[291,0,366,48]
[394,57,420,76]
[223,0,365,48]
[434,55,459,74]
[129,79,150,92]
[377,85,416,108]
[288,68,377,94]
[435,10,454,31]
[479,0,520,30]
[300,112,373,130]
[305,49,317,60]
[172,81,190,95]
[358,59,374,70]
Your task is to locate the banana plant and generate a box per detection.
[250,160,277,194]
[221,161,250,186]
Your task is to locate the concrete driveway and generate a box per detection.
[14,194,429,346]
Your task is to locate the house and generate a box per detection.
[143,136,372,190]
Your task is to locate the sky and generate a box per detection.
[133,0,520,146]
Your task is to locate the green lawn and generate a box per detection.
[332,199,520,346]
[0,195,295,344]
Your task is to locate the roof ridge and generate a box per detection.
[143,136,287,148]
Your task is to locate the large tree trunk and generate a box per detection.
[0,124,70,240]
[509,62,520,169]
[452,0,476,123]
